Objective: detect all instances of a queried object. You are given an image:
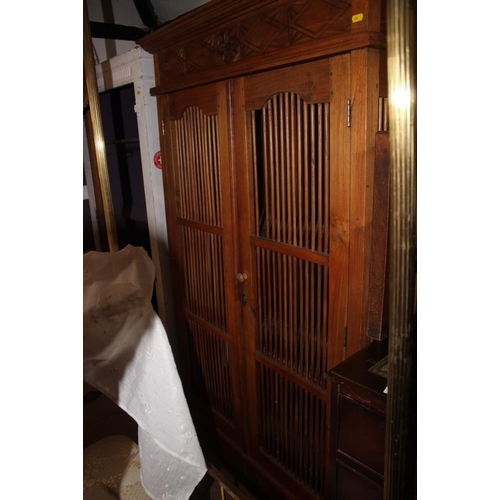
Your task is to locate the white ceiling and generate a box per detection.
[149,0,210,25]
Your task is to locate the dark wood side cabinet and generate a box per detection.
[326,340,388,500]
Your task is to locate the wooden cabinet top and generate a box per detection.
[326,339,388,412]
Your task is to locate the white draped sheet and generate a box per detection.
[83,245,207,500]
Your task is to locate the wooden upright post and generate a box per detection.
[83,1,119,252]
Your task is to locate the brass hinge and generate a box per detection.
[162,120,165,136]
[347,99,352,127]
[343,326,348,347]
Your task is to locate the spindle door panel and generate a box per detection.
[233,56,351,499]
[161,82,244,446]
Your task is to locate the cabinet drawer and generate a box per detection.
[336,461,383,500]
[337,395,386,475]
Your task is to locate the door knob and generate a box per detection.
[236,272,248,283]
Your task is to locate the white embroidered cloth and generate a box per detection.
[83,245,207,500]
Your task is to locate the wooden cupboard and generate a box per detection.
[138,1,388,498]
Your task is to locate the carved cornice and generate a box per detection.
[138,0,276,54]
[138,0,386,95]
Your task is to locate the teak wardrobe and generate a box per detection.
[138,1,388,498]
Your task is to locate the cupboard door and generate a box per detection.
[233,56,351,499]
[160,82,243,446]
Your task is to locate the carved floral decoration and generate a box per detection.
[217,29,241,64]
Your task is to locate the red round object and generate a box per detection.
[153,151,162,169]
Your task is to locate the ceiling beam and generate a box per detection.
[90,21,150,41]
[132,0,160,29]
